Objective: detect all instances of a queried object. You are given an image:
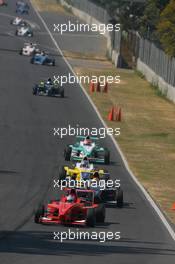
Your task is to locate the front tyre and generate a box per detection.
[34,205,44,223]
[104,149,110,164]
[64,146,71,161]
[86,208,96,227]
[116,188,123,208]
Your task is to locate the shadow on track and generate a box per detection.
[0,231,174,257]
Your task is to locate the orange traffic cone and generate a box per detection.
[117,107,122,122]
[171,203,175,210]
[103,82,108,93]
[96,82,101,92]
[90,81,95,93]
[114,106,119,121]
[108,107,114,121]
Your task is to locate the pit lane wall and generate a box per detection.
[59,0,121,67]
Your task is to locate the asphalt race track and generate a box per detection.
[0,1,174,264]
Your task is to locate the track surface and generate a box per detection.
[0,1,174,263]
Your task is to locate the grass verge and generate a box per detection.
[73,65,175,224]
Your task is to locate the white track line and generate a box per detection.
[30,0,175,241]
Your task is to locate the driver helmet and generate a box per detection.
[84,136,92,146]
[47,78,52,85]
[66,194,75,203]
[93,171,100,180]
[80,156,89,168]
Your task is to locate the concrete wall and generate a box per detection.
[137,59,175,103]
[60,0,120,66]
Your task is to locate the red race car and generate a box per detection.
[0,0,7,6]
[34,189,105,227]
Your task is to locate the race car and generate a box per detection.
[33,79,64,97]
[59,159,110,182]
[19,43,40,56]
[64,136,110,164]
[34,188,105,227]
[30,52,55,66]
[91,184,124,208]
[16,1,29,14]
[15,26,33,37]
[59,161,123,207]
[10,17,28,27]
[0,0,7,6]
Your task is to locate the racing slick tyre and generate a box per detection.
[52,59,55,66]
[64,146,71,161]
[95,204,105,223]
[30,58,34,64]
[60,88,64,98]
[104,149,110,164]
[116,188,123,208]
[34,205,44,223]
[86,208,96,227]
[15,30,18,36]
[33,85,37,95]
[59,165,67,181]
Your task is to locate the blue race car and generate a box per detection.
[16,1,29,14]
[33,79,64,97]
[30,53,55,66]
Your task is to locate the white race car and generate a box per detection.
[19,43,39,56]
[11,17,22,25]
[15,26,33,37]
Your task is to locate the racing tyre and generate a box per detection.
[59,165,66,181]
[52,59,55,66]
[30,58,34,64]
[95,204,105,223]
[19,49,23,55]
[60,88,64,98]
[104,149,110,164]
[33,85,37,95]
[86,208,96,227]
[15,30,18,36]
[116,188,123,208]
[64,146,71,161]
[34,205,44,223]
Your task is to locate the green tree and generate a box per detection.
[139,0,169,39]
[157,0,175,56]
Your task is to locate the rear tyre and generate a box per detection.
[104,149,110,164]
[95,204,105,223]
[30,58,34,64]
[33,86,37,95]
[116,188,123,208]
[86,208,96,227]
[34,205,44,223]
[59,165,66,181]
[64,146,71,161]
[60,89,64,98]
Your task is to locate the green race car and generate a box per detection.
[64,136,110,164]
